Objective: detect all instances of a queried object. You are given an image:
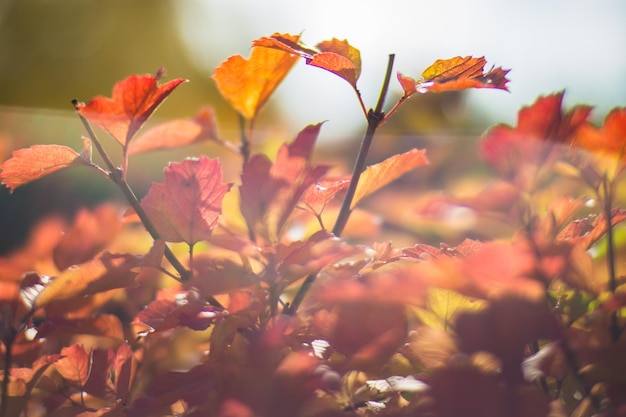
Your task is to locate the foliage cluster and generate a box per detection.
[0,33,625,417]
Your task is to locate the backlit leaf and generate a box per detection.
[403,326,458,370]
[113,343,134,402]
[572,106,626,170]
[398,56,509,96]
[0,139,92,191]
[253,34,362,88]
[76,69,186,147]
[140,156,232,244]
[83,348,116,401]
[299,176,350,217]
[413,288,485,331]
[55,344,91,386]
[277,230,357,285]
[352,148,428,208]
[480,92,592,179]
[213,33,300,120]
[33,252,142,310]
[240,123,329,242]
[128,107,220,155]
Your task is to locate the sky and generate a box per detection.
[174,0,626,140]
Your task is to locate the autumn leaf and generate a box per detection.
[128,107,221,155]
[398,56,510,97]
[113,343,134,402]
[413,287,486,331]
[83,348,117,402]
[0,138,92,191]
[480,92,592,179]
[572,106,626,173]
[276,230,357,285]
[213,33,300,121]
[240,123,329,242]
[352,148,428,208]
[140,156,232,245]
[253,34,362,88]
[55,344,91,386]
[76,69,186,147]
[403,239,546,301]
[298,176,350,217]
[0,354,60,416]
[133,288,225,337]
[32,252,142,310]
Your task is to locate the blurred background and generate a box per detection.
[0,0,625,250]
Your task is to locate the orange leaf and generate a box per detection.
[128,107,220,155]
[299,176,350,217]
[140,156,231,245]
[253,34,362,88]
[0,139,92,191]
[398,56,510,96]
[352,148,428,208]
[55,344,91,386]
[33,253,142,310]
[76,69,186,147]
[573,107,626,168]
[213,33,300,120]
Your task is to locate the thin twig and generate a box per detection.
[332,53,395,236]
[601,177,620,342]
[286,54,396,316]
[72,102,191,282]
[1,330,16,417]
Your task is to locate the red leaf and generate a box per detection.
[0,139,92,191]
[398,56,509,96]
[253,35,362,88]
[480,92,592,179]
[276,230,358,285]
[299,176,350,217]
[213,33,300,120]
[55,344,91,386]
[134,288,226,337]
[573,106,626,168]
[83,348,116,401]
[403,240,545,301]
[141,156,231,244]
[240,124,329,242]
[352,148,428,208]
[113,344,134,401]
[128,107,220,155]
[76,70,186,147]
